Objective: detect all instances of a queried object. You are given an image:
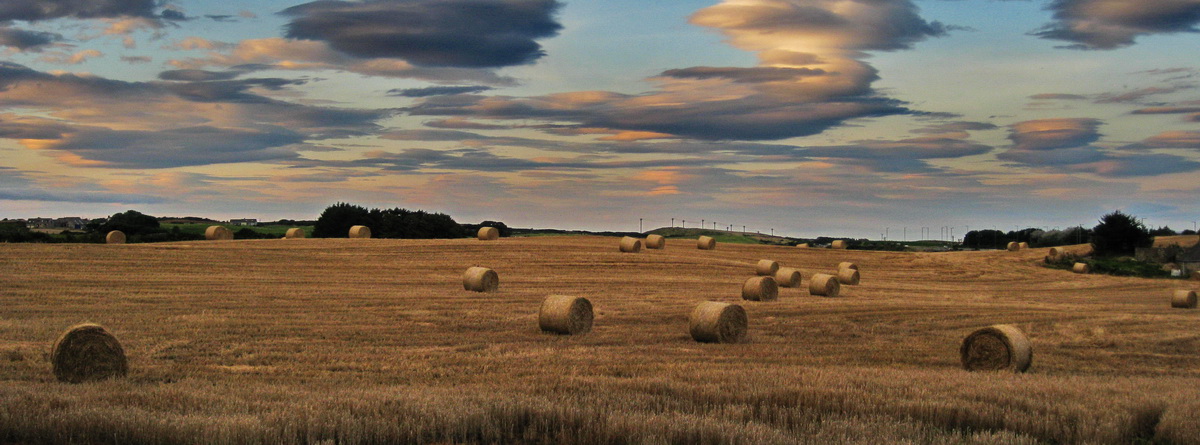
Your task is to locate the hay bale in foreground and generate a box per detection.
[539,295,593,335]
[838,262,858,271]
[1172,290,1198,309]
[645,234,665,249]
[1019,242,1029,250]
[1073,263,1090,274]
[51,323,128,384]
[960,324,1032,373]
[619,236,642,253]
[204,226,232,241]
[689,301,747,343]
[831,240,847,249]
[462,266,499,292]
[105,230,125,244]
[285,228,305,239]
[1007,242,1019,252]
[775,267,801,288]
[477,227,499,241]
[742,276,779,301]
[755,259,779,276]
[697,236,716,250]
[348,225,371,239]
[809,273,840,297]
[836,268,861,285]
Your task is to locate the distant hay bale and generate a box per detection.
[284,228,305,239]
[775,267,801,288]
[645,234,665,249]
[742,276,779,301]
[1019,242,1029,250]
[1007,242,1019,251]
[796,243,809,248]
[755,259,779,276]
[348,225,371,239]
[960,324,1032,373]
[1073,262,1090,274]
[1048,247,1063,257]
[1192,271,1200,281]
[539,295,593,335]
[1171,290,1197,309]
[838,262,858,271]
[697,236,716,250]
[619,236,642,253]
[688,301,747,343]
[477,227,499,241]
[836,268,861,285]
[462,266,499,292]
[205,225,232,241]
[831,240,848,249]
[51,323,128,384]
[809,273,840,297]
[105,230,125,244]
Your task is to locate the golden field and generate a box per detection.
[2,236,1199,444]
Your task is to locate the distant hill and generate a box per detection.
[646,227,796,245]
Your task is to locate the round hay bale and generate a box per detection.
[775,267,801,288]
[831,240,848,249]
[284,228,305,239]
[960,324,1032,372]
[1192,271,1200,281]
[697,236,716,250]
[477,227,499,241]
[462,266,498,292]
[51,323,128,384]
[1018,242,1029,250]
[204,225,232,241]
[796,243,809,248]
[619,236,642,253]
[809,273,840,297]
[105,230,126,244]
[688,301,747,343]
[539,295,593,335]
[645,234,665,249]
[1171,290,1198,309]
[755,259,779,276]
[1072,262,1090,274]
[836,267,861,285]
[348,225,371,239]
[1007,242,1019,251]
[742,276,779,301]
[838,262,858,271]
[1048,247,1062,257]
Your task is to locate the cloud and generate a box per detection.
[158,69,243,82]
[1094,85,1194,104]
[999,117,1200,177]
[280,0,563,68]
[1008,118,1102,151]
[1128,130,1200,149]
[1029,93,1088,100]
[0,27,61,51]
[38,49,102,64]
[689,0,948,51]
[0,167,167,204]
[120,55,152,63]
[389,85,494,97]
[0,63,392,168]
[0,0,159,22]
[1032,0,1200,49]
[1131,106,1200,114]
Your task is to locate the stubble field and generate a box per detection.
[1,236,1198,444]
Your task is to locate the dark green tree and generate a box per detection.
[312,202,376,238]
[1091,210,1153,257]
[98,210,160,236]
[962,229,1008,249]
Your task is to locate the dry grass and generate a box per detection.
[2,237,1199,443]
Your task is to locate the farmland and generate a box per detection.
[1,236,1199,443]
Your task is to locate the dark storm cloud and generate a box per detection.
[0,0,158,21]
[280,0,563,68]
[389,85,494,97]
[1032,0,1200,49]
[660,66,827,83]
[0,27,61,51]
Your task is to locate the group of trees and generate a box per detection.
[963,210,1177,257]
[312,202,470,239]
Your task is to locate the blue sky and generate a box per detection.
[1,0,1198,238]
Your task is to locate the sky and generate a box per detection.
[1,0,1199,239]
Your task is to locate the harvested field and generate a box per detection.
[2,237,1199,443]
